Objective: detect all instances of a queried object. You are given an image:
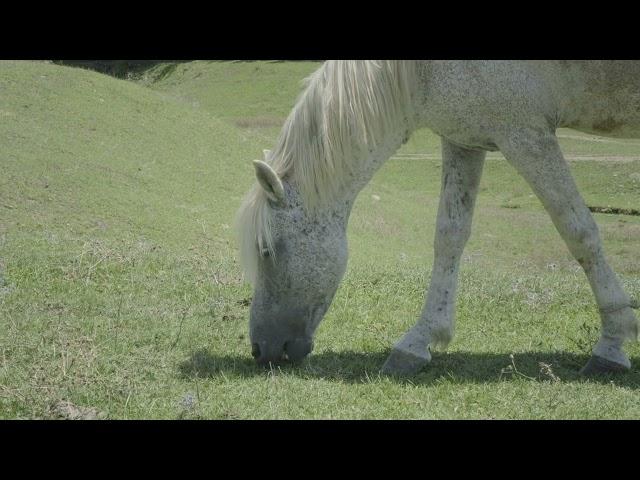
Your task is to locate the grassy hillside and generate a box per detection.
[0,61,259,418]
[1,60,640,419]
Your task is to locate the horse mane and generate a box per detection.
[236,60,418,283]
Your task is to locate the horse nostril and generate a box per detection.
[251,343,261,359]
[284,338,313,362]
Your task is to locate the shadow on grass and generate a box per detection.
[178,348,640,388]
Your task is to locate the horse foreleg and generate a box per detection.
[382,139,485,375]
[499,127,638,375]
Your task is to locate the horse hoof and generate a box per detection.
[579,355,630,376]
[381,347,431,377]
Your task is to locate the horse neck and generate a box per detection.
[277,60,421,222]
[346,124,414,203]
[293,119,415,223]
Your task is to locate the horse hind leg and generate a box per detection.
[381,139,485,376]
[498,127,638,375]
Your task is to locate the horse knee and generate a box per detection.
[566,220,602,268]
[434,222,471,254]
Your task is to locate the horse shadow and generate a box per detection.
[178,348,640,388]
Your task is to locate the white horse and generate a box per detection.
[236,60,639,375]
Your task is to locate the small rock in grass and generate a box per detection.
[180,393,196,411]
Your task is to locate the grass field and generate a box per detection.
[1,60,640,419]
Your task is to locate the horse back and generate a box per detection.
[417,60,640,142]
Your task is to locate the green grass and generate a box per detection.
[1,60,640,419]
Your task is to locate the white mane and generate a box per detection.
[236,60,418,283]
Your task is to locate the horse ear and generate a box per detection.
[253,160,285,205]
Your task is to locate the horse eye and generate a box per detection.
[260,248,270,258]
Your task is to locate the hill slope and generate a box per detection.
[1,61,263,250]
[0,61,261,418]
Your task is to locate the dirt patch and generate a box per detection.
[557,133,640,145]
[566,155,640,163]
[588,206,640,216]
[391,153,640,163]
[51,401,106,420]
